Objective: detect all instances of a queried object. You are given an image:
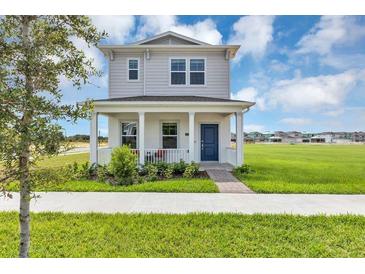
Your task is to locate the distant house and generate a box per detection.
[353,132,365,142]
[269,136,282,143]
[246,131,265,142]
[311,134,333,143]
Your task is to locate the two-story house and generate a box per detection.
[90,31,255,167]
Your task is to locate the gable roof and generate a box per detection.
[133,31,211,46]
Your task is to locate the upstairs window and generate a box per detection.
[128,58,139,81]
[121,122,137,149]
[162,123,178,149]
[190,59,205,85]
[170,59,186,85]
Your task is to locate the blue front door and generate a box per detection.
[201,124,218,161]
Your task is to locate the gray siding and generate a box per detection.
[109,50,230,99]
[109,53,144,98]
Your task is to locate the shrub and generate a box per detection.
[145,163,158,182]
[109,145,138,185]
[162,164,174,179]
[173,160,188,175]
[30,167,67,189]
[96,165,109,182]
[183,162,199,178]
[79,161,97,179]
[233,164,254,175]
[155,161,169,176]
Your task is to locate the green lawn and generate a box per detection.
[36,153,89,168]
[8,178,218,193]
[1,212,364,257]
[238,144,365,194]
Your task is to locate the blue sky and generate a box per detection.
[59,15,365,136]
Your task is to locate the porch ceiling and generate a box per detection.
[93,96,254,114]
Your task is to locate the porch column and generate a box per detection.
[235,111,243,166]
[138,112,145,166]
[90,112,98,164]
[188,112,195,162]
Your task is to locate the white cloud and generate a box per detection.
[296,16,365,56]
[323,109,345,117]
[228,16,275,61]
[232,87,257,102]
[91,16,135,44]
[280,118,312,126]
[269,59,290,73]
[136,16,222,45]
[232,87,265,110]
[266,69,364,112]
[321,53,365,70]
[244,124,266,132]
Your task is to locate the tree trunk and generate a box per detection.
[18,15,32,258]
[19,155,31,258]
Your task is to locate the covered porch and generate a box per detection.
[90,96,254,167]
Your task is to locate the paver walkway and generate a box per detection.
[206,169,254,193]
[2,192,365,215]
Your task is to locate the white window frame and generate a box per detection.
[120,120,138,149]
[189,58,206,86]
[160,121,179,149]
[168,57,207,87]
[127,58,140,82]
[169,58,187,86]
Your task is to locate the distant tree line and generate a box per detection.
[65,134,108,142]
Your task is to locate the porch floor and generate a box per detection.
[199,162,234,171]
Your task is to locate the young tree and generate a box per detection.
[0,16,106,257]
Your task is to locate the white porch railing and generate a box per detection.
[226,147,237,166]
[97,148,189,165]
[144,149,189,164]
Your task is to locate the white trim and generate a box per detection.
[159,120,180,149]
[198,122,221,163]
[126,57,140,82]
[169,57,187,86]
[120,120,139,148]
[188,112,195,163]
[189,57,207,87]
[143,52,146,95]
[228,57,231,98]
[95,105,249,115]
[90,112,98,164]
[133,31,210,46]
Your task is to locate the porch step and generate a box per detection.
[206,169,254,194]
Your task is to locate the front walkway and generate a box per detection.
[2,192,365,215]
[206,169,254,193]
[200,163,254,193]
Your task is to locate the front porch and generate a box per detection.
[90,96,253,167]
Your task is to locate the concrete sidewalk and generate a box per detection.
[1,192,365,215]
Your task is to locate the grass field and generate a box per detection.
[8,178,218,193]
[239,144,365,194]
[1,212,364,257]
